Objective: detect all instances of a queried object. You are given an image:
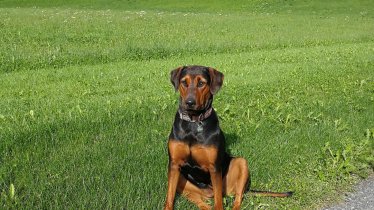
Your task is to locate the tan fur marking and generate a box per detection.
[165,140,190,210]
[177,175,213,210]
[178,74,212,110]
[190,145,218,171]
[178,76,191,102]
[168,140,190,163]
[195,76,211,109]
[190,145,223,209]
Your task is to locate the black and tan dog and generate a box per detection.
[164,65,292,210]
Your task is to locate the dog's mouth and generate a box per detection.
[185,106,199,111]
[184,107,200,113]
[181,105,206,116]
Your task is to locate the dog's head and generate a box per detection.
[170,65,224,112]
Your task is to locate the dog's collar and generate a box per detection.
[178,107,213,123]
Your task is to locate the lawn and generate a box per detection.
[0,0,373,209]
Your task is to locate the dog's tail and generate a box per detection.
[249,190,293,197]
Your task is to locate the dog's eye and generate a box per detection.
[197,81,205,87]
[181,80,188,87]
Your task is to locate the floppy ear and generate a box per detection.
[170,66,184,91]
[208,67,224,95]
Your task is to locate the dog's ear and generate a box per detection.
[208,67,224,95]
[170,66,184,91]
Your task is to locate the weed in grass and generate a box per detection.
[316,138,373,182]
[0,183,16,207]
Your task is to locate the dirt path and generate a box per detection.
[323,176,374,210]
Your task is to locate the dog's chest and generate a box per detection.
[184,144,218,172]
[176,124,205,143]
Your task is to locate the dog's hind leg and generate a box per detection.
[177,175,213,210]
[223,157,249,210]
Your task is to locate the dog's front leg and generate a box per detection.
[164,160,181,210]
[165,140,189,210]
[209,166,223,210]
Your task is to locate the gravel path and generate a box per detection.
[323,176,374,210]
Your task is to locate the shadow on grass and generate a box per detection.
[224,132,240,155]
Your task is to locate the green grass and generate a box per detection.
[0,0,373,209]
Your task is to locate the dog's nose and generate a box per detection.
[186,99,196,107]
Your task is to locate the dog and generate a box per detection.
[164,65,292,210]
